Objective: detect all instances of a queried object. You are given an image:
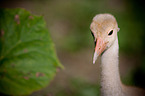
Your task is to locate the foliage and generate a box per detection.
[0,8,63,95]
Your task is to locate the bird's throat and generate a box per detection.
[100,37,123,96]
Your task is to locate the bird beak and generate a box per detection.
[93,37,107,64]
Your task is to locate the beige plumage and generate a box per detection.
[90,14,145,96]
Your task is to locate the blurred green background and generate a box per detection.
[1,0,145,96]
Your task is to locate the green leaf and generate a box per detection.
[0,8,63,95]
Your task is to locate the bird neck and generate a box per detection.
[100,37,123,96]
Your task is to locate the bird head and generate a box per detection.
[90,14,119,64]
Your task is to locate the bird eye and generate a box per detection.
[108,30,113,36]
[90,31,96,46]
[91,31,95,39]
